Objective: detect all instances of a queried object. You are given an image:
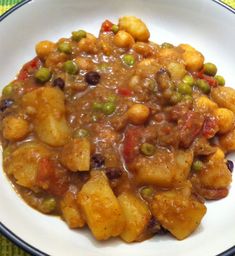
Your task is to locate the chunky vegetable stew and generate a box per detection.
[1,16,234,242]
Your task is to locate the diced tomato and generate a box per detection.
[179,111,204,148]
[37,158,68,196]
[37,158,54,185]
[202,116,218,139]
[201,187,228,200]
[123,127,143,163]
[101,20,113,32]
[195,70,218,87]
[118,87,132,97]
[18,57,41,81]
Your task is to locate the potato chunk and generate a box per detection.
[118,192,151,242]
[77,171,125,240]
[5,142,51,189]
[60,138,90,171]
[132,148,193,187]
[22,87,71,146]
[197,148,232,189]
[119,16,150,42]
[151,191,207,240]
[60,191,85,228]
[211,86,235,113]
[2,115,30,141]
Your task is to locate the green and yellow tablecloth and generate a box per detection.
[0,0,235,255]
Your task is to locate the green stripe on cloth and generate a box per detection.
[0,236,30,256]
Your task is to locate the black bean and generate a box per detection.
[147,217,161,234]
[147,217,168,235]
[91,154,105,169]
[105,167,122,180]
[155,68,172,91]
[0,99,14,112]
[78,172,90,182]
[85,71,100,85]
[226,160,234,173]
[53,77,65,90]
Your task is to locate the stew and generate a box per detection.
[0,16,234,242]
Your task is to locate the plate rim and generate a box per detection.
[0,0,235,255]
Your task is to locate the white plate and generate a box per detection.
[0,0,235,255]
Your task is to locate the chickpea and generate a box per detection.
[118,16,150,42]
[45,51,68,69]
[179,44,204,72]
[136,58,160,78]
[78,33,97,54]
[35,40,55,60]
[75,57,95,70]
[167,62,186,80]
[113,30,135,48]
[78,37,98,54]
[132,42,153,57]
[157,48,181,64]
[127,104,150,125]
[214,108,235,134]
[219,129,235,153]
[194,96,218,114]
[3,116,30,141]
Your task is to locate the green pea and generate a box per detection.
[140,143,156,156]
[102,102,116,115]
[35,67,52,82]
[183,95,193,104]
[170,92,182,104]
[161,42,174,48]
[98,63,109,72]
[192,160,204,172]
[196,79,211,94]
[123,54,135,66]
[92,102,103,110]
[215,75,225,86]
[2,83,13,96]
[58,42,72,54]
[111,24,119,34]
[203,62,217,76]
[140,187,154,199]
[178,82,192,95]
[41,197,56,213]
[182,75,195,87]
[74,128,89,138]
[3,146,12,161]
[63,60,78,75]
[107,95,116,103]
[72,30,86,41]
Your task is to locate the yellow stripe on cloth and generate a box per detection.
[221,0,235,8]
[0,4,14,15]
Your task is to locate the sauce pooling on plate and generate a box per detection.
[0,16,233,242]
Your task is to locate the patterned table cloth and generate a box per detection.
[0,0,234,255]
